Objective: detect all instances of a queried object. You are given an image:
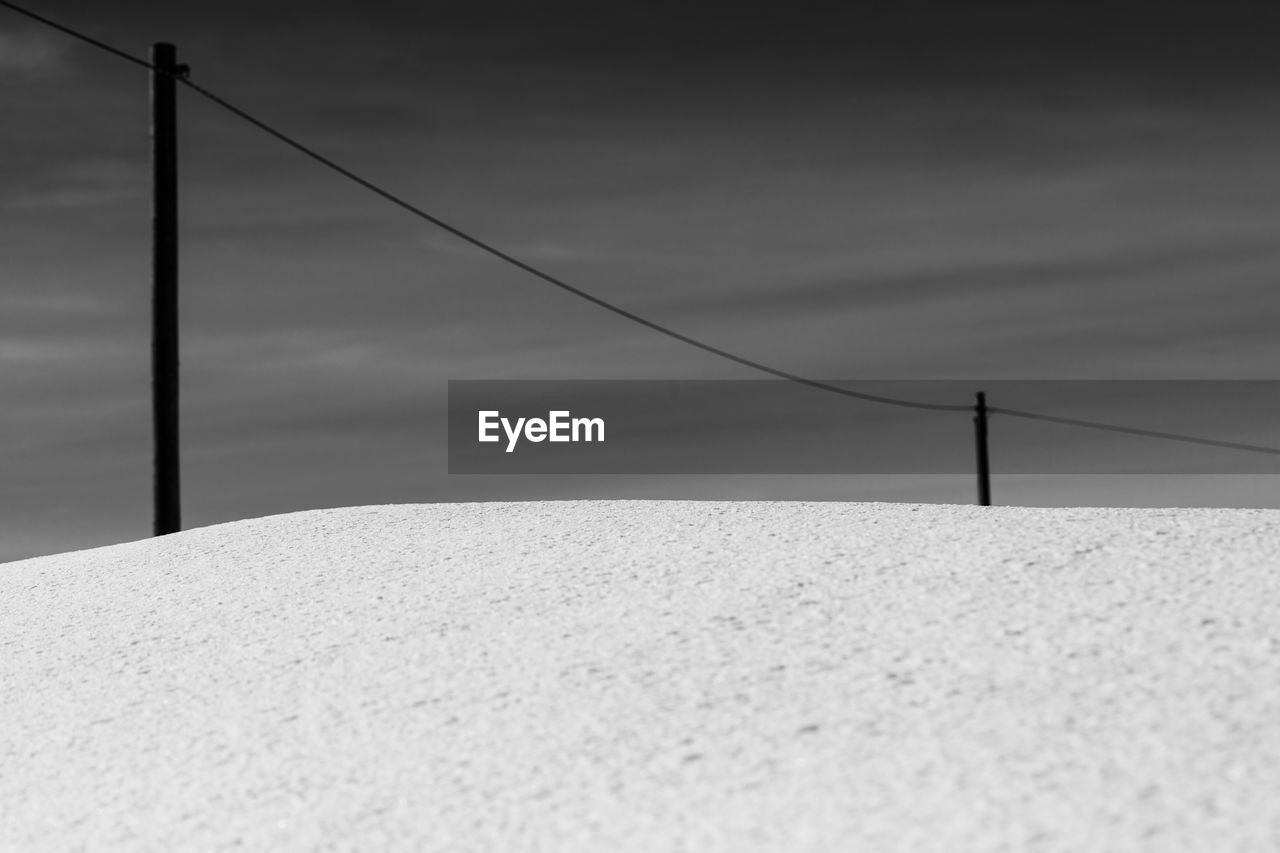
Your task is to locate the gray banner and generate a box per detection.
[447,380,1280,474]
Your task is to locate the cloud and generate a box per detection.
[417,231,627,263]
[8,186,141,210]
[0,338,126,365]
[0,29,68,76]
[660,238,1279,320]
[5,157,146,210]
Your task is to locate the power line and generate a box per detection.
[0,0,967,414]
[989,406,1280,456]
[0,0,151,72]
[175,81,970,415]
[7,0,1280,459]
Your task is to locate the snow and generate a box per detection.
[4,501,1280,851]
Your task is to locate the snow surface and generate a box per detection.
[4,500,1280,851]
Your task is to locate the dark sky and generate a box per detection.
[6,1,1280,560]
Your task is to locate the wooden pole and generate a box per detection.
[974,390,991,506]
[151,42,181,535]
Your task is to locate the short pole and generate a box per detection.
[152,42,181,535]
[973,391,991,506]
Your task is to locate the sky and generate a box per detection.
[6,1,1280,560]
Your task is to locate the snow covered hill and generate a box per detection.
[4,501,1280,851]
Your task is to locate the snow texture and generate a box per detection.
[4,501,1280,851]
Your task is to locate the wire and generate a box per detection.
[989,406,1280,456]
[0,0,967,413]
[0,0,152,71]
[8,0,1280,458]
[176,80,970,414]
